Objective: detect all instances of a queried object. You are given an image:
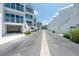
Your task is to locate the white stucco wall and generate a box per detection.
[0,4,4,37]
[0,13,3,37]
[47,4,79,34]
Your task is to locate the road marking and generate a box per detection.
[40,30,50,56]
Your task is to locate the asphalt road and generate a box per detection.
[45,30,79,56]
[0,30,79,56]
[0,30,42,56]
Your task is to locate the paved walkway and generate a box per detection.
[0,33,25,45]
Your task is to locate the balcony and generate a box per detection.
[4,3,24,12]
[5,13,23,23]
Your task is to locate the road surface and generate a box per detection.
[45,30,79,56]
[0,30,79,56]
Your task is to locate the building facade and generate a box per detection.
[25,4,37,31]
[0,3,36,37]
[47,3,79,34]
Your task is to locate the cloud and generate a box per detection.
[34,10,38,15]
[41,18,53,25]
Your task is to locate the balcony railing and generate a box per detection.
[4,3,24,12]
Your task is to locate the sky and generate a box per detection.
[31,3,71,25]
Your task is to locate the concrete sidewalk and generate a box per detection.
[57,34,63,36]
[0,33,26,45]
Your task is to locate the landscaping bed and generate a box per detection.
[24,31,31,35]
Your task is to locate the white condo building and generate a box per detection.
[25,4,37,31]
[0,3,37,37]
[47,3,79,34]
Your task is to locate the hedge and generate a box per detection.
[63,28,79,44]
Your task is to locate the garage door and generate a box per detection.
[7,25,22,33]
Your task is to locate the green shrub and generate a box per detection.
[63,31,71,39]
[24,31,31,35]
[70,28,79,43]
[63,28,79,44]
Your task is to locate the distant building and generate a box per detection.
[41,25,47,29]
[37,22,42,30]
[47,3,79,34]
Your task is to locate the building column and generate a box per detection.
[0,4,3,37]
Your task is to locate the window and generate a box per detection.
[31,27,34,29]
[19,16,23,23]
[26,7,29,11]
[5,13,11,22]
[16,15,23,23]
[25,14,33,19]
[26,7,33,13]
[34,23,36,26]
[4,3,24,12]
[34,18,36,22]
[11,14,15,22]
[16,3,24,12]
[20,16,23,23]
[5,13,16,23]
[16,3,20,11]
[30,15,33,19]
[20,5,24,11]
[5,13,24,23]
[16,15,19,23]
[25,14,28,19]
[4,3,10,8]
[26,21,32,25]
[11,3,15,9]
